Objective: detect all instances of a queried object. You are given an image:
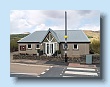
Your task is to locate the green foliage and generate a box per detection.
[37,49,40,53]
[10,38,19,52]
[57,50,61,54]
[10,34,29,52]
[89,39,100,54]
[10,34,29,40]
[87,35,93,38]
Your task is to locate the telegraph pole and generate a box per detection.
[64,11,68,62]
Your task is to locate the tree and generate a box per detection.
[10,38,20,52]
[90,39,100,54]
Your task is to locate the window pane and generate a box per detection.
[20,45,26,51]
[47,44,49,54]
[74,44,77,49]
[50,44,53,54]
[36,44,39,48]
[52,44,53,53]
[28,44,31,48]
[43,43,45,53]
[44,38,48,42]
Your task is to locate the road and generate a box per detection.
[10,63,100,77]
[39,66,65,77]
[39,66,100,77]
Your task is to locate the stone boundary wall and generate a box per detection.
[80,54,100,64]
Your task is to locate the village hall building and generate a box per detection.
[17,28,90,57]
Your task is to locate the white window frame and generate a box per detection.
[27,44,32,49]
[73,44,78,49]
[44,42,55,56]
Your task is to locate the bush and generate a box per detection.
[90,39,100,54]
[10,38,20,52]
[88,36,93,38]
[10,34,29,52]
[57,50,61,54]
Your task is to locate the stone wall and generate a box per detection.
[13,54,100,64]
[13,54,63,61]
[13,54,37,60]
[80,54,100,64]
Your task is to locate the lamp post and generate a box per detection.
[64,11,68,62]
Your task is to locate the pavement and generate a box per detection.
[68,63,97,68]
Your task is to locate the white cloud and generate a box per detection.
[10,10,100,34]
[79,24,100,31]
[34,24,64,32]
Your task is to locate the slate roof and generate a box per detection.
[18,28,90,43]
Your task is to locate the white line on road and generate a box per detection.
[50,66,53,68]
[63,76,76,77]
[46,69,49,71]
[65,71,98,76]
[67,67,96,71]
[41,72,45,74]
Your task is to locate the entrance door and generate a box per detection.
[46,43,54,56]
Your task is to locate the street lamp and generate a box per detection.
[64,11,68,62]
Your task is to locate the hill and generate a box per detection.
[10,34,29,40]
[10,34,29,52]
[83,30,100,41]
[83,30,100,54]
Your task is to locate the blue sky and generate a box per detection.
[10,10,100,34]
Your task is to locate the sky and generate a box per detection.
[10,10,100,34]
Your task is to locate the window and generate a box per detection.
[43,32,57,42]
[20,45,26,51]
[28,44,32,49]
[73,44,78,49]
[36,44,40,49]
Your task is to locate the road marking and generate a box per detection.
[67,67,96,71]
[11,63,51,68]
[46,69,49,71]
[41,72,45,74]
[11,73,38,76]
[63,76,75,77]
[65,71,98,76]
[50,66,53,68]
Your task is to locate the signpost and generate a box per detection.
[64,11,68,62]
